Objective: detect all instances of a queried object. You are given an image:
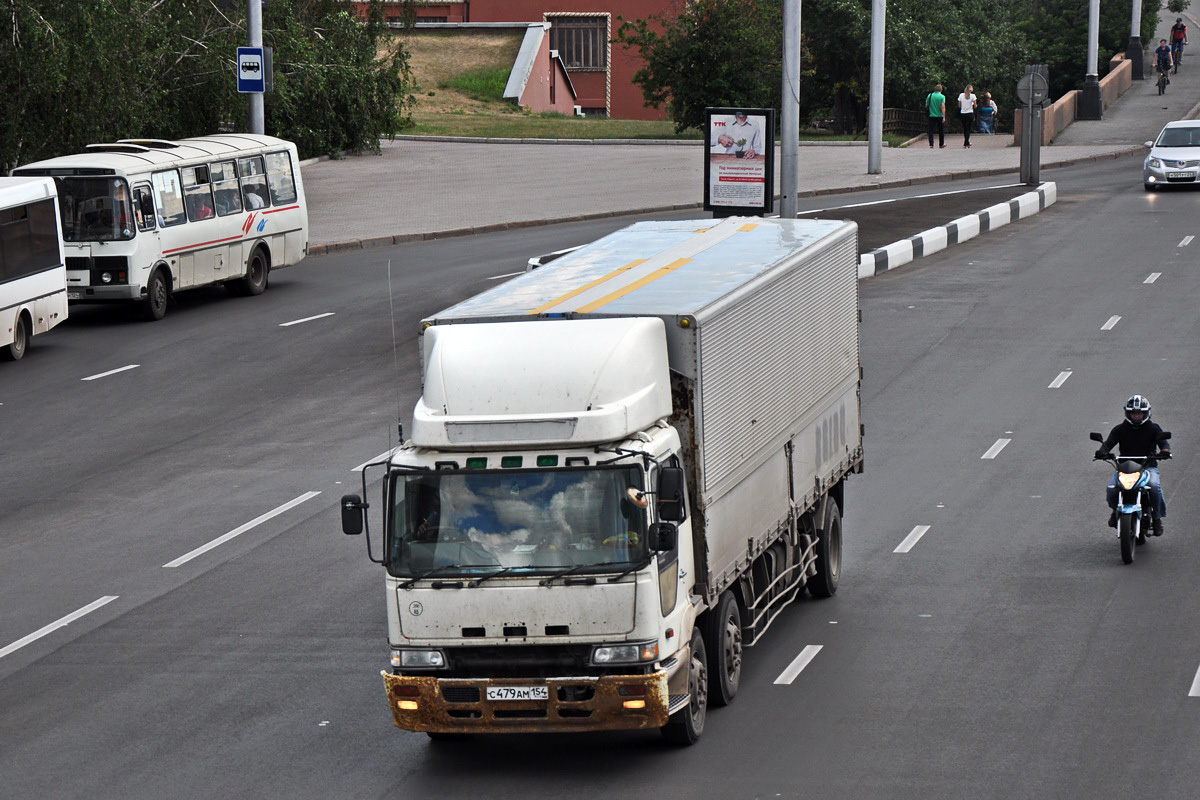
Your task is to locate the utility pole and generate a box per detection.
[780,0,801,219]
[866,0,886,174]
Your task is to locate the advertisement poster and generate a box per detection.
[703,107,775,215]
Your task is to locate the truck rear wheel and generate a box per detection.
[704,591,742,707]
[661,628,707,745]
[808,499,841,598]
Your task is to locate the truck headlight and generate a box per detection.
[591,640,659,665]
[391,648,447,669]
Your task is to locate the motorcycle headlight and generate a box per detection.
[592,641,659,665]
[391,648,447,669]
[1118,471,1141,490]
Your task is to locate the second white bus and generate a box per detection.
[1,176,68,361]
[13,134,308,320]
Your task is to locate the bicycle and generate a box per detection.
[1172,40,1185,72]
[1158,63,1171,95]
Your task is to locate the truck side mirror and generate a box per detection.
[655,466,685,522]
[341,494,366,535]
[1089,432,1103,443]
[648,522,677,552]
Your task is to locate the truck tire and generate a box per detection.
[661,627,707,745]
[808,499,841,598]
[704,591,742,707]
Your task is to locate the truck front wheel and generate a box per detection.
[808,499,841,598]
[704,591,742,707]
[661,628,707,745]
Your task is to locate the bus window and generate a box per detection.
[183,165,215,221]
[54,177,135,242]
[211,160,243,217]
[264,151,297,204]
[0,199,60,282]
[238,156,269,209]
[151,170,187,227]
[132,185,156,232]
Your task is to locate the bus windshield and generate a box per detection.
[386,466,648,578]
[55,177,135,242]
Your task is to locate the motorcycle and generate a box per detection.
[1090,431,1172,564]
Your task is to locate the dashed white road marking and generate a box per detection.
[1145,273,1161,284]
[774,645,823,685]
[895,525,931,553]
[163,492,321,568]
[1189,664,1200,697]
[1049,371,1073,388]
[1178,235,1193,247]
[1102,316,1121,331]
[982,439,1011,459]
[487,271,525,281]
[280,312,335,327]
[0,596,119,660]
[81,365,139,381]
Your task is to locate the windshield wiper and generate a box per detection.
[399,563,468,590]
[606,559,651,584]
[467,566,520,588]
[539,561,627,587]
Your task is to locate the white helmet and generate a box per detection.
[1124,394,1151,426]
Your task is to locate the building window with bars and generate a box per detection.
[550,16,607,70]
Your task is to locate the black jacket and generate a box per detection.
[1100,420,1170,467]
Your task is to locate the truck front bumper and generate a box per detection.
[381,671,669,733]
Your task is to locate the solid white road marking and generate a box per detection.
[1102,316,1121,330]
[1189,664,1200,696]
[1145,273,1161,284]
[487,271,525,281]
[81,365,139,381]
[982,439,1011,459]
[799,184,1024,214]
[1049,370,1073,388]
[163,492,321,568]
[0,596,119,660]
[774,645,824,685]
[895,525,931,553]
[279,312,335,327]
[1178,235,1193,247]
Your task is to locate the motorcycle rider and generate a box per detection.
[1094,395,1171,535]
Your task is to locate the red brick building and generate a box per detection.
[355,1,671,120]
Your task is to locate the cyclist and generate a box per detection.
[1171,17,1188,69]
[1155,38,1174,84]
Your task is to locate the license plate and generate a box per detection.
[486,685,548,701]
[1167,171,1193,179]
[67,292,81,300]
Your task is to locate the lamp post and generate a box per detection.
[1078,0,1103,119]
[1126,0,1144,80]
[867,0,886,174]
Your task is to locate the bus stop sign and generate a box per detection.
[237,47,265,93]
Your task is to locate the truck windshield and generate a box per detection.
[55,177,135,242]
[386,466,647,578]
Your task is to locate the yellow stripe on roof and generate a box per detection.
[574,257,693,314]
[526,259,647,315]
[739,223,758,232]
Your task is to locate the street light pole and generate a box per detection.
[866,0,886,174]
[1126,0,1145,80]
[1078,0,1103,119]
[780,0,801,219]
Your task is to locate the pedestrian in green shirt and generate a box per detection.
[926,84,947,149]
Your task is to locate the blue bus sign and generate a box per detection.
[237,47,265,93]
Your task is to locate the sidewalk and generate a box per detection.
[301,13,1200,255]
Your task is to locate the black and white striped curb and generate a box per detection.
[858,182,1056,278]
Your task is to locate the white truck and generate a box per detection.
[342,216,863,744]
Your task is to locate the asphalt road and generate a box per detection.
[4,155,1200,799]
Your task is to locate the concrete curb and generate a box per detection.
[392,135,884,147]
[858,182,1057,278]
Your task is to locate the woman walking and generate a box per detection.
[957,84,977,148]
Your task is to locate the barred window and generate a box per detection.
[550,16,607,70]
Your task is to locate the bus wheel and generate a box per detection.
[141,269,169,321]
[237,249,269,296]
[4,312,30,361]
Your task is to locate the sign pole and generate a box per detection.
[248,0,264,134]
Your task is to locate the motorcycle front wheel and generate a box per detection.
[1118,513,1137,564]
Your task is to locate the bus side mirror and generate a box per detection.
[655,466,685,522]
[648,522,677,552]
[341,494,366,535]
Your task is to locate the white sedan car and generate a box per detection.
[1144,121,1200,190]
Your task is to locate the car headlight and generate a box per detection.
[592,640,659,665]
[391,648,447,669]
[1148,157,1162,168]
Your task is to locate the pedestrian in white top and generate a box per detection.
[957,84,977,148]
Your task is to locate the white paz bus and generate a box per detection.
[0,176,68,361]
[13,134,308,320]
